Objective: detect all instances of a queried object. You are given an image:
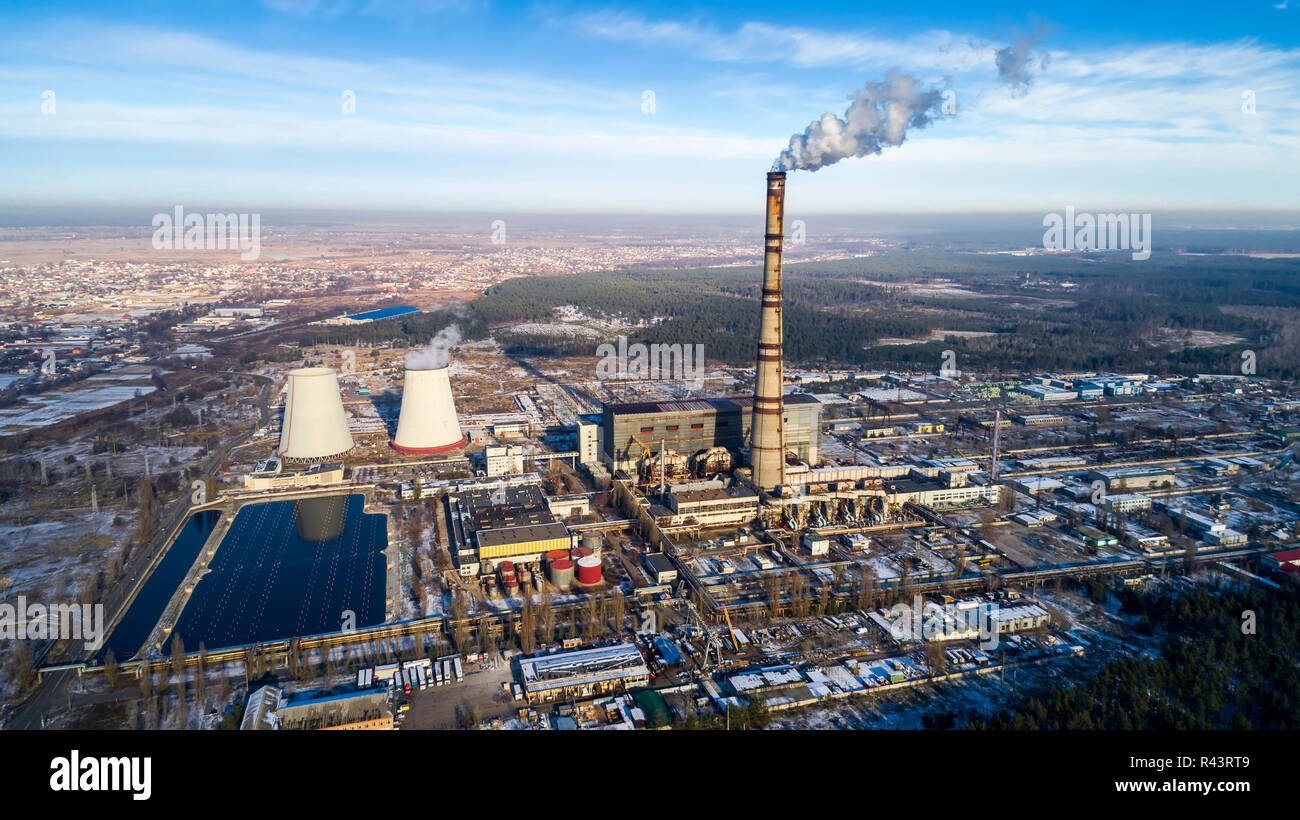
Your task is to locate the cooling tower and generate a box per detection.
[750,171,787,493]
[392,366,467,455]
[278,367,354,463]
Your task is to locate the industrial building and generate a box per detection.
[243,459,344,490]
[241,686,392,730]
[476,522,571,564]
[1263,549,1300,578]
[1078,376,1142,396]
[484,444,525,477]
[517,643,651,704]
[1014,412,1066,426]
[211,305,265,318]
[325,305,420,325]
[1087,467,1176,491]
[884,477,1002,510]
[601,393,822,474]
[801,531,830,556]
[446,482,573,574]
[664,485,759,527]
[989,602,1052,634]
[547,493,592,519]
[577,419,600,466]
[1167,508,1248,547]
[642,552,678,585]
[1074,525,1118,549]
[1125,525,1171,552]
[1014,383,1077,402]
[1105,493,1152,514]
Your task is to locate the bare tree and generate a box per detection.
[609,588,626,635]
[450,592,471,652]
[519,595,537,655]
[170,633,185,680]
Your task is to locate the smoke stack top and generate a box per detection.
[405,325,462,370]
[773,71,945,173]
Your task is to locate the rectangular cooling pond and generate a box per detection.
[165,493,387,654]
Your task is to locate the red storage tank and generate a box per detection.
[576,554,602,585]
[545,549,569,565]
[498,560,515,574]
[575,546,594,559]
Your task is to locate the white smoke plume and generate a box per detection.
[772,72,945,173]
[405,325,461,370]
[996,24,1050,96]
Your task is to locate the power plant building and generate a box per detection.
[445,483,573,574]
[477,522,571,563]
[601,394,821,474]
[665,485,759,527]
[243,459,344,490]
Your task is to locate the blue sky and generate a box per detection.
[0,1,1297,214]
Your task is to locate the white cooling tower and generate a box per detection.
[392,366,467,455]
[278,367,354,462]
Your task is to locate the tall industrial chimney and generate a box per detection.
[278,367,354,463]
[392,366,467,455]
[750,171,786,493]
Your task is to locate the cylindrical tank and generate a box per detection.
[582,533,603,555]
[503,576,519,596]
[574,546,594,559]
[518,569,532,587]
[545,549,569,565]
[576,554,602,585]
[549,558,574,590]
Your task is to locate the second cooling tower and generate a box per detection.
[278,367,354,462]
[392,366,467,455]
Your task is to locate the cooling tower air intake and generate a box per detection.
[278,367,354,462]
[392,366,467,455]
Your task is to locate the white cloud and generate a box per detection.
[1,18,1297,211]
